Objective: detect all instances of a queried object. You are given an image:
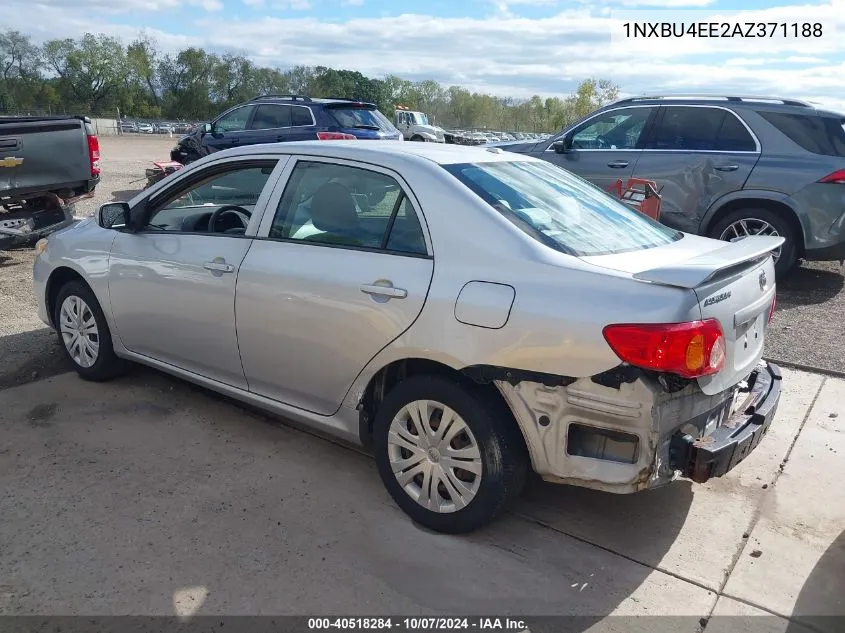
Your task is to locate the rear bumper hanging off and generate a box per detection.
[670,361,782,483]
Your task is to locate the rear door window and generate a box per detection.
[652,107,724,150]
[651,106,757,152]
[249,104,291,130]
[758,111,845,156]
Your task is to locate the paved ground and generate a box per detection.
[0,359,842,630]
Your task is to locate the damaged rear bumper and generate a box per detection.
[670,361,781,483]
[494,361,782,494]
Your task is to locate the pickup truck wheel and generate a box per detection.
[54,281,128,382]
[709,208,798,277]
[373,375,528,534]
[410,135,425,142]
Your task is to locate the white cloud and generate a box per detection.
[341,0,365,5]
[273,0,313,8]
[243,0,265,6]
[1,0,843,113]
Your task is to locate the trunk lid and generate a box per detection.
[583,234,782,395]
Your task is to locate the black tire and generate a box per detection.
[53,280,129,382]
[410,135,425,142]
[373,375,528,534]
[709,208,798,277]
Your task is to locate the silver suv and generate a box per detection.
[501,95,845,276]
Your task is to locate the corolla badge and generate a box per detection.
[759,270,767,291]
[703,291,732,307]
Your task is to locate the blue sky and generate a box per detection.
[3,0,844,111]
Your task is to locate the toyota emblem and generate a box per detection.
[759,270,767,290]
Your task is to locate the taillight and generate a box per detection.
[818,169,845,184]
[768,294,777,323]
[602,319,725,379]
[87,133,101,177]
[317,132,356,140]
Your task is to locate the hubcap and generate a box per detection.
[719,218,782,262]
[387,400,483,513]
[59,295,100,368]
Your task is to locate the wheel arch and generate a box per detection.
[45,266,89,328]
[702,195,806,257]
[356,357,528,455]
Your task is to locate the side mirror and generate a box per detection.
[98,202,131,230]
[553,137,573,154]
[202,122,213,135]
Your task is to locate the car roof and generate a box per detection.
[209,140,540,167]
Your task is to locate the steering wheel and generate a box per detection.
[207,205,251,233]
[595,134,612,149]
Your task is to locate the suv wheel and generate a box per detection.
[710,208,798,277]
[373,375,528,534]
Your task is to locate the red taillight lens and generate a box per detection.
[768,294,777,323]
[818,169,845,184]
[317,132,356,140]
[87,134,101,177]
[602,319,726,378]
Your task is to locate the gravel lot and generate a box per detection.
[1,135,844,386]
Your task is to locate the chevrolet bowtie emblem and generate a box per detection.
[0,156,24,168]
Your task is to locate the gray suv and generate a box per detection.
[500,95,845,275]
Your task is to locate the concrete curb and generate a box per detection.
[765,357,845,379]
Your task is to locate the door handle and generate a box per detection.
[203,260,234,273]
[715,164,739,172]
[360,282,408,299]
[607,161,629,168]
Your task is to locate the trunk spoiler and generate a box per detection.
[632,236,785,288]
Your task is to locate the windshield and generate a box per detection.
[443,160,682,256]
[412,112,429,125]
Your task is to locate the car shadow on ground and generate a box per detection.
[0,328,68,390]
[777,263,845,310]
[0,330,697,625]
[109,188,143,202]
[786,529,845,633]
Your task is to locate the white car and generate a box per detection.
[33,141,783,533]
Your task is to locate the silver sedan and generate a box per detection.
[33,141,784,533]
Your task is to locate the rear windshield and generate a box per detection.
[328,106,396,132]
[758,111,845,157]
[443,160,682,257]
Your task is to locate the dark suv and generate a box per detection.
[170,95,402,165]
[498,95,845,275]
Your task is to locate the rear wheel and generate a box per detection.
[410,135,425,142]
[709,208,798,277]
[373,375,528,534]
[54,280,128,382]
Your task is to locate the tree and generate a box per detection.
[0,28,621,130]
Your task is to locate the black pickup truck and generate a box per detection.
[0,116,100,250]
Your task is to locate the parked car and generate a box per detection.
[119,121,137,134]
[34,141,782,534]
[137,122,154,134]
[170,95,402,164]
[0,115,100,249]
[495,94,845,276]
[156,122,175,134]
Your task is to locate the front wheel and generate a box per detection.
[373,375,528,534]
[54,280,128,382]
[709,208,798,277]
